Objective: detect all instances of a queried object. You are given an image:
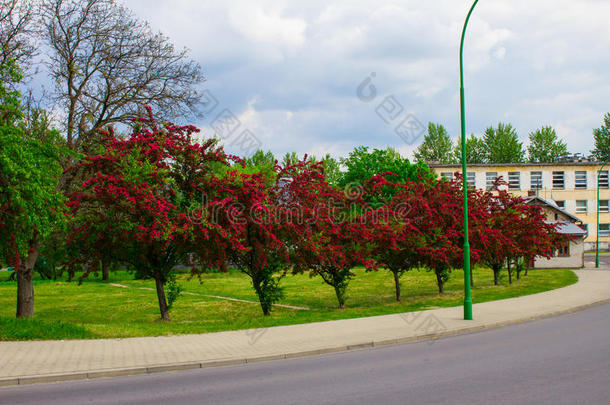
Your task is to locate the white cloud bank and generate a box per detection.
[124,0,610,159]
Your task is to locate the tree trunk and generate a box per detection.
[507,260,512,284]
[334,285,346,309]
[154,276,170,321]
[101,260,109,281]
[493,266,500,286]
[252,280,271,316]
[16,240,41,318]
[435,271,444,293]
[392,270,401,302]
[67,263,75,282]
[259,301,271,315]
[257,289,272,315]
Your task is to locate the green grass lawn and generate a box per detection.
[0,266,577,340]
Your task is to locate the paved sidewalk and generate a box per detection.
[2,270,610,386]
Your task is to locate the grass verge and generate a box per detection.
[0,266,577,340]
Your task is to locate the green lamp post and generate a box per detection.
[596,161,609,268]
[459,0,479,320]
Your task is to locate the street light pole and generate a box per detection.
[459,0,479,320]
[596,161,609,268]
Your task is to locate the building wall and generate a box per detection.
[431,163,610,248]
[532,238,585,268]
[528,204,572,223]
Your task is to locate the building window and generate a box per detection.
[600,200,609,213]
[486,172,497,190]
[575,171,587,189]
[555,200,565,209]
[531,171,542,190]
[556,240,570,257]
[553,171,565,189]
[576,200,588,213]
[599,224,610,236]
[441,172,454,181]
[467,172,475,188]
[599,170,609,189]
[508,172,520,190]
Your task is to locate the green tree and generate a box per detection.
[0,62,65,318]
[339,146,431,204]
[414,123,455,163]
[246,149,275,167]
[309,153,341,186]
[591,113,610,162]
[483,123,525,163]
[281,151,300,166]
[453,134,487,164]
[527,126,568,163]
[242,149,276,184]
[320,154,342,186]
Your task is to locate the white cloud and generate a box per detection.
[122,0,610,159]
[228,4,306,48]
[493,46,506,60]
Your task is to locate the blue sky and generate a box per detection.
[122,0,610,159]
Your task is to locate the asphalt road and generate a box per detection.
[585,253,610,268]
[3,302,610,405]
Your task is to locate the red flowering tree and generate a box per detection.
[411,179,469,293]
[502,193,561,283]
[303,218,371,309]
[403,176,494,294]
[517,212,562,278]
[68,109,237,320]
[472,187,515,285]
[363,173,489,298]
[289,159,374,309]
[458,174,499,287]
[199,168,288,316]
[205,157,372,313]
[475,179,560,285]
[360,175,423,301]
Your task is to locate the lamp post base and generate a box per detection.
[464,300,473,320]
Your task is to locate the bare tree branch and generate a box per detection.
[40,0,204,152]
[0,0,37,71]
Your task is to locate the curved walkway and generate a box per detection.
[2,269,610,386]
[108,283,310,310]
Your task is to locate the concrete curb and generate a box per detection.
[2,296,609,388]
